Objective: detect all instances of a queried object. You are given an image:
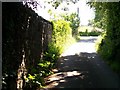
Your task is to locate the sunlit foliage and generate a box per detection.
[51,19,75,54]
[61,13,80,36]
[88,2,120,73]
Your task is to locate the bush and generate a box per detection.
[110,61,120,73]
[79,31,101,36]
[89,2,120,74]
[51,19,75,54]
[97,34,120,74]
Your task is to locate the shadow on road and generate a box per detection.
[45,52,120,88]
[57,52,98,72]
[79,38,98,43]
[45,52,107,88]
[78,36,98,43]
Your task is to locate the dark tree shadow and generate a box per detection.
[45,52,99,88]
[45,52,120,88]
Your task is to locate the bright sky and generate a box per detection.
[33,0,95,26]
[77,1,95,25]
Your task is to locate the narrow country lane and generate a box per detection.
[44,36,120,88]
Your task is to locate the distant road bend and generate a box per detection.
[44,36,120,88]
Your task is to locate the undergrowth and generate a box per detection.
[96,32,120,75]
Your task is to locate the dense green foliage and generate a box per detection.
[88,2,120,73]
[44,19,76,67]
[79,29,101,36]
[88,3,107,29]
[51,19,75,54]
[61,13,80,36]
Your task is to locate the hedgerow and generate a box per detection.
[89,2,120,74]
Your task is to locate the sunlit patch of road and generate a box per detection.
[61,36,98,56]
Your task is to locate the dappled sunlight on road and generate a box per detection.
[46,71,82,82]
[62,36,98,56]
[45,70,86,88]
[45,52,99,88]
